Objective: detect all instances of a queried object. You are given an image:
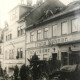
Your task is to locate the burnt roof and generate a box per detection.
[25,0,80,30]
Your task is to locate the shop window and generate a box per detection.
[61,22,68,35]
[43,54,48,60]
[69,51,80,65]
[71,19,78,32]
[44,27,48,38]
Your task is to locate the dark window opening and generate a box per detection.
[52,53,57,60]
[61,52,69,66]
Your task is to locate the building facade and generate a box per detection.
[25,1,80,66]
[3,4,32,74]
[0,29,4,68]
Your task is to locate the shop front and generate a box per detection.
[60,43,80,66]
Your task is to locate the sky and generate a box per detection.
[0,0,75,28]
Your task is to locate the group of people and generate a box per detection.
[13,64,30,80]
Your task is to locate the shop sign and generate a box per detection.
[35,37,68,47]
[27,33,80,48]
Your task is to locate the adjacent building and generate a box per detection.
[25,1,80,66]
[3,4,33,74]
[0,28,4,68]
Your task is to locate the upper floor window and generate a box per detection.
[6,33,12,41]
[37,30,42,40]
[9,50,14,59]
[31,32,34,42]
[61,21,68,35]
[17,26,25,37]
[0,46,1,54]
[6,36,7,41]
[72,19,78,32]
[5,51,8,59]
[44,27,48,38]
[10,9,17,20]
[53,24,57,37]
[10,34,12,39]
[17,48,23,59]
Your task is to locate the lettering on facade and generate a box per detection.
[28,48,50,54]
[36,37,68,47]
[27,37,69,49]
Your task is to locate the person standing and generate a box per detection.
[0,65,3,77]
[14,65,19,80]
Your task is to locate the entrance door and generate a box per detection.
[52,53,57,60]
[61,52,69,66]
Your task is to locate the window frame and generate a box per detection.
[52,24,58,37]
[30,32,34,42]
[61,21,68,35]
[71,18,78,33]
[44,27,49,39]
[37,29,42,40]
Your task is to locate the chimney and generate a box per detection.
[27,0,32,6]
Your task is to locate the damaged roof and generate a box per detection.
[18,0,65,23]
[25,0,80,30]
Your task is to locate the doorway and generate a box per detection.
[69,51,80,65]
[61,52,69,66]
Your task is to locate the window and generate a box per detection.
[17,26,24,37]
[5,51,8,59]
[17,48,23,59]
[37,30,42,40]
[53,25,57,37]
[6,34,12,41]
[9,49,14,59]
[44,27,48,38]
[31,32,34,42]
[72,19,78,32]
[20,48,23,58]
[21,26,24,35]
[10,34,12,39]
[0,46,1,54]
[6,36,7,41]
[62,22,68,34]
[18,27,20,36]
[43,54,48,60]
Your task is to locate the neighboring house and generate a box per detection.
[3,4,33,74]
[25,1,80,66]
[0,29,4,69]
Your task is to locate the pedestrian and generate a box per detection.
[14,65,19,80]
[20,64,27,80]
[0,65,3,76]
